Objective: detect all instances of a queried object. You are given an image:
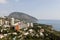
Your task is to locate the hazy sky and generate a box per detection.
[0,0,60,20]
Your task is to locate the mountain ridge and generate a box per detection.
[8,12,38,23]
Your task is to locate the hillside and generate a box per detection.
[0,23,60,40]
[8,12,38,23]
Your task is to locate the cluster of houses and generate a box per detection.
[0,16,33,31]
[0,16,34,39]
[0,16,46,39]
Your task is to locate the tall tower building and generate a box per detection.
[27,23,30,27]
[31,23,33,27]
[0,19,3,26]
[11,18,15,25]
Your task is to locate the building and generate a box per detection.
[0,17,5,26]
[0,16,33,30]
[27,23,33,27]
[11,18,15,25]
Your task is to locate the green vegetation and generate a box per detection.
[0,23,60,40]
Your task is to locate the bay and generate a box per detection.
[38,20,60,31]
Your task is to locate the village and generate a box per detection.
[0,16,33,29]
[0,16,60,40]
[0,16,35,39]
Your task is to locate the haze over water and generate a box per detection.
[38,20,60,31]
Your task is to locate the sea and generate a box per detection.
[38,20,60,31]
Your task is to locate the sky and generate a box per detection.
[0,0,60,20]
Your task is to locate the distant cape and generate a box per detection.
[8,12,38,23]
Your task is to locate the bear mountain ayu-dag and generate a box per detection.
[8,12,38,23]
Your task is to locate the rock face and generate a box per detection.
[8,12,38,23]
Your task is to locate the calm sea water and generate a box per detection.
[38,20,60,31]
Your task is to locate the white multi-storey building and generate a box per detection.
[11,18,15,25]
